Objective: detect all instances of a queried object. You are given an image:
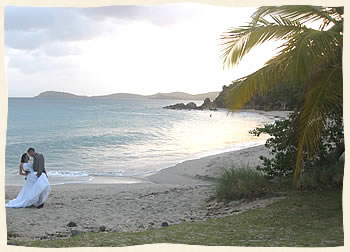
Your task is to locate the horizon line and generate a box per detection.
[8,90,221,98]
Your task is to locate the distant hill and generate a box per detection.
[34,91,220,101]
[148,92,219,101]
[35,91,88,99]
[90,93,146,99]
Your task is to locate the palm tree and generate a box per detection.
[221,6,343,182]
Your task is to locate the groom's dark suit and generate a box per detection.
[33,153,47,176]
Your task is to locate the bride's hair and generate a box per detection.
[20,153,28,163]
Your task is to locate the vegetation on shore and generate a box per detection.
[213,81,302,111]
[216,165,269,200]
[221,6,343,181]
[215,160,343,201]
[9,188,343,247]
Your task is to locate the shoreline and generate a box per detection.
[6,144,278,241]
[6,143,269,187]
[6,142,268,187]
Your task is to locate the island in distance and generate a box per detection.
[34,91,220,101]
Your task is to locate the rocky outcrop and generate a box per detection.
[164,102,194,110]
[199,97,217,110]
[163,98,217,111]
[185,102,198,110]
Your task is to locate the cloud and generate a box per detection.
[41,42,82,57]
[4,6,106,51]
[4,6,58,31]
[78,4,202,25]
[5,4,266,98]
[5,30,49,50]
[7,49,77,74]
[4,3,206,52]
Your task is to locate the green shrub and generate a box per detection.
[249,109,344,179]
[216,165,269,201]
[299,161,344,190]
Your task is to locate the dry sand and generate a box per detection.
[5,145,283,241]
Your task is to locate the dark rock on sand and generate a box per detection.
[99,225,106,232]
[67,221,77,227]
[161,222,169,227]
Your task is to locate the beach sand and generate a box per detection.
[5,145,283,241]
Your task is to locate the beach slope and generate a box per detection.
[6,145,280,241]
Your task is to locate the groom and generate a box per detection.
[27,147,47,178]
[27,147,47,209]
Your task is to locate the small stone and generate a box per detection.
[99,225,106,232]
[138,224,145,229]
[161,222,169,227]
[149,222,155,226]
[39,236,48,240]
[71,230,83,237]
[67,221,77,227]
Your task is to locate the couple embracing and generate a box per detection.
[6,148,51,209]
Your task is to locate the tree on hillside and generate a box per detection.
[221,6,343,182]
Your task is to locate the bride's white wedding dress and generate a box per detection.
[6,162,51,208]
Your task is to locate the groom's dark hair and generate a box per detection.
[27,147,35,153]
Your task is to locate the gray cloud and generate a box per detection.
[5,6,58,31]
[4,4,202,51]
[5,29,49,50]
[4,6,106,51]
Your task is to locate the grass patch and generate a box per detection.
[9,189,343,247]
[216,166,269,200]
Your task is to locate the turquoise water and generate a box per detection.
[6,98,287,185]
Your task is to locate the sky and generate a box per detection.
[4,3,280,97]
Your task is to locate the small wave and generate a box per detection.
[88,171,125,177]
[47,170,90,177]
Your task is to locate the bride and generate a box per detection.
[6,153,51,208]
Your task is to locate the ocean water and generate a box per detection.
[5,98,289,185]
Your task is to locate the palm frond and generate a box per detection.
[272,28,342,84]
[223,26,342,110]
[224,61,289,110]
[221,17,304,68]
[294,66,343,181]
[251,6,340,29]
